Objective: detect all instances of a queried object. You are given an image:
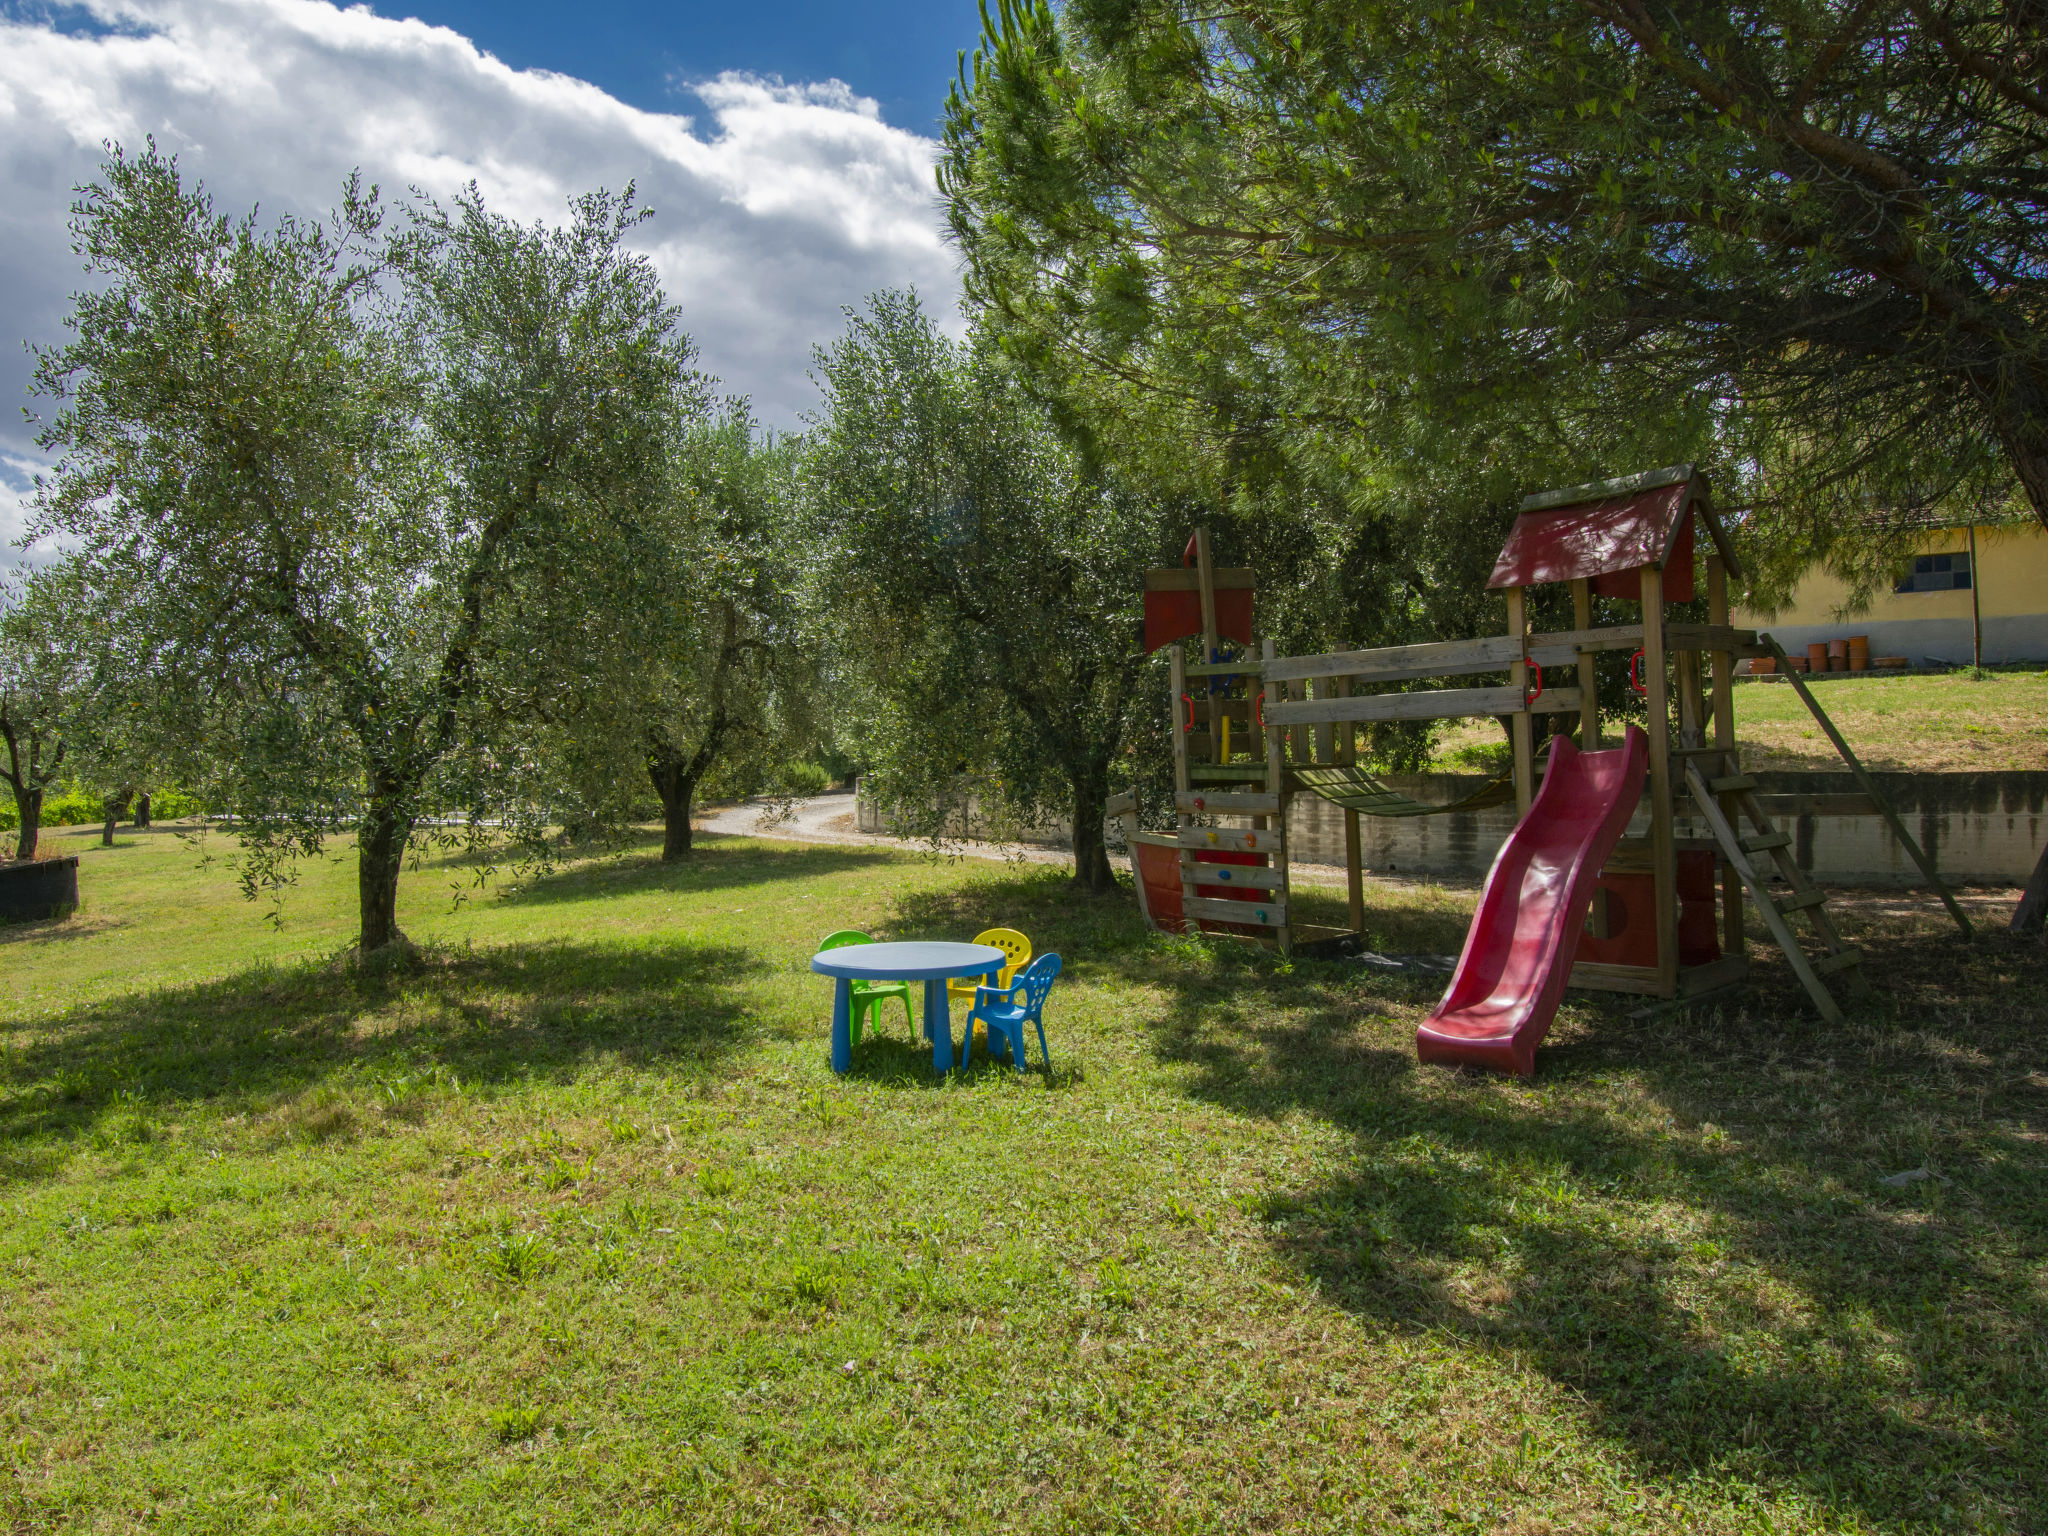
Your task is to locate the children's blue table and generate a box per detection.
[810,941,1007,1075]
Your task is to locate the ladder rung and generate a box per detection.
[1708,774,1758,794]
[1813,949,1862,976]
[1773,888,1827,913]
[1741,831,1791,854]
[1672,746,1735,758]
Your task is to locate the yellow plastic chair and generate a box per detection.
[949,929,1032,1030]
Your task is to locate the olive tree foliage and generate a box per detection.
[28,144,696,951]
[493,405,813,861]
[941,0,2047,603]
[805,292,1183,889]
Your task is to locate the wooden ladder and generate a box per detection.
[1681,752,1866,1023]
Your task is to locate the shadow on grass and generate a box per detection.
[886,862,2048,1531]
[494,833,903,907]
[0,935,764,1157]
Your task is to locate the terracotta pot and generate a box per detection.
[1807,642,1829,670]
[1875,656,1909,668]
[1849,656,1868,671]
[1750,656,1776,675]
[1786,656,1810,672]
[1847,635,1869,654]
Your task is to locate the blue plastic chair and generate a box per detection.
[963,953,1061,1073]
[817,930,914,1045]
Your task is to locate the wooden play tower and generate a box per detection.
[1115,465,1968,1021]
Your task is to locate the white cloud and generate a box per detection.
[0,0,961,552]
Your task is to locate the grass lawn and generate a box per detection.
[1432,669,2048,774]
[2,823,2044,1532]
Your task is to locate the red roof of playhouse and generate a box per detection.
[1488,465,1737,604]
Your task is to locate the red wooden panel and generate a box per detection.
[1143,587,1255,654]
[1489,481,1695,599]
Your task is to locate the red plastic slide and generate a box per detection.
[1416,726,1648,1077]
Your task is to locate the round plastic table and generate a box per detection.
[810,941,1008,1074]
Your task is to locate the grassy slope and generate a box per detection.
[1433,670,2048,773]
[2,825,2044,1533]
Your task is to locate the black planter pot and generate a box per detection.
[0,855,79,922]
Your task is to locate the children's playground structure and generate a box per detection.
[1110,464,1972,1075]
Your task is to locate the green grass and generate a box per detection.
[1432,669,2048,774]
[3,823,2044,1532]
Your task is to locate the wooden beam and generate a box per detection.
[1707,555,1743,961]
[1176,789,1280,814]
[1182,895,1288,929]
[1573,578,1598,750]
[1266,686,1523,726]
[1336,675,1364,935]
[1264,636,1291,957]
[1178,859,1287,890]
[1642,564,1679,997]
[1508,586,1533,817]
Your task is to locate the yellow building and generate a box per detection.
[1734,520,2048,665]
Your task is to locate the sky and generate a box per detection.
[0,0,983,556]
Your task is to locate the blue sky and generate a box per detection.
[370,0,985,132]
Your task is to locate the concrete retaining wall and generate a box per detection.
[859,772,2045,886]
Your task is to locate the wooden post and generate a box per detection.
[1264,636,1291,956]
[1194,528,1222,761]
[1707,556,1743,960]
[1573,577,1598,750]
[1968,522,1982,669]
[1170,644,1191,805]
[1335,674,1364,935]
[1287,674,1308,767]
[1641,565,1678,996]
[1507,586,1533,816]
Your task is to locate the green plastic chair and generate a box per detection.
[817,930,914,1046]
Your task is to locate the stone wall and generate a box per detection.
[859,772,2045,885]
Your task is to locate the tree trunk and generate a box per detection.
[134,791,151,829]
[2012,839,2048,939]
[648,758,696,861]
[1069,773,1116,890]
[357,791,412,952]
[13,786,42,863]
[102,785,135,847]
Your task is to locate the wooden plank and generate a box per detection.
[1521,463,1693,512]
[1336,676,1364,934]
[1508,587,1533,817]
[1602,836,1720,873]
[1176,825,1281,854]
[1182,895,1288,928]
[1178,860,1286,891]
[1183,660,1263,678]
[1664,623,1760,653]
[1264,634,1522,685]
[1568,961,1673,996]
[1642,565,1679,996]
[1263,636,1292,956]
[1176,789,1280,814]
[1525,623,1646,655]
[1573,578,1599,749]
[1188,764,1272,783]
[1127,831,1182,849]
[1763,634,1973,936]
[1144,566,1256,592]
[1266,685,1523,726]
[1708,555,1744,964]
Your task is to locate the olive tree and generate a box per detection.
[806,292,1181,889]
[29,145,695,950]
[0,566,91,862]
[497,406,813,860]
